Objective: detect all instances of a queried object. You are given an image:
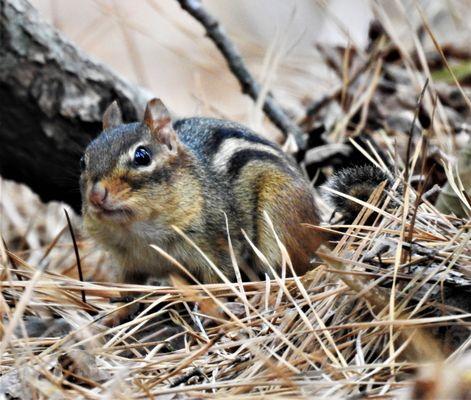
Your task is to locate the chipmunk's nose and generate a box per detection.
[89,182,108,208]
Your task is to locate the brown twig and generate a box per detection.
[404,78,429,185]
[404,96,437,262]
[406,165,436,264]
[64,209,87,304]
[175,0,306,148]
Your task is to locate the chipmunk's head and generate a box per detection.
[80,98,188,226]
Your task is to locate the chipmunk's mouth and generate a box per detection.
[89,203,134,220]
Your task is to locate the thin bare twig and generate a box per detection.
[404,78,429,185]
[175,0,306,149]
[64,209,87,304]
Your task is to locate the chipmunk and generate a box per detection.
[80,98,325,286]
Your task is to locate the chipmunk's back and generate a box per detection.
[174,117,323,275]
[174,117,299,179]
[175,118,282,159]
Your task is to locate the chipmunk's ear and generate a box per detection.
[143,98,178,153]
[102,100,123,130]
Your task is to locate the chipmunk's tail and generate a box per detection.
[324,164,395,224]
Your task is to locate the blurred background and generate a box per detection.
[29,0,376,128]
[26,0,471,131]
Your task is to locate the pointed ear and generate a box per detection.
[143,98,178,152]
[102,101,123,130]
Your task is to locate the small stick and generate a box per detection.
[64,209,86,304]
[405,96,436,262]
[175,0,306,149]
[404,78,429,185]
[405,165,436,263]
[400,79,429,265]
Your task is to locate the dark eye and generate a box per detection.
[133,146,152,167]
[80,156,86,171]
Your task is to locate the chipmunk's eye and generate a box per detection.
[133,146,152,167]
[80,156,86,171]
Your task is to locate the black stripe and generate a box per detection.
[173,119,281,162]
[209,127,279,154]
[226,149,286,180]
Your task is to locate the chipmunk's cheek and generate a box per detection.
[129,190,157,221]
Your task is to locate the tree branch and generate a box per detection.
[176,0,306,149]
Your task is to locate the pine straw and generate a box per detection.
[1,173,470,398]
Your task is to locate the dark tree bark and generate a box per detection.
[0,0,147,212]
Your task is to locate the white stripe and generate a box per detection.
[212,138,280,173]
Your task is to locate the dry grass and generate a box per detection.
[1,1,471,399]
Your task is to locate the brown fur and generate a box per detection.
[236,163,323,277]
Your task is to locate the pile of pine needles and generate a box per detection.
[1,163,470,398]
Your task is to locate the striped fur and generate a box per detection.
[81,113,324,285]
